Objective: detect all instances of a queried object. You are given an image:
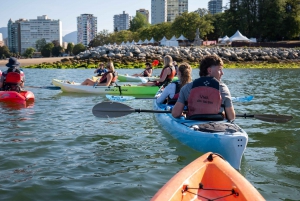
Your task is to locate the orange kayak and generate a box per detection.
[151,153,265,201]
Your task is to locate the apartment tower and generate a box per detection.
[167,0,188,22]
[113,11,131,31]
[208,0,223,14]
[77,14,97,46]
[151,0,167,25]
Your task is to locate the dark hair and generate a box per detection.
[199,55,224,77]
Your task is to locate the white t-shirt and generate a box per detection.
[156,82,177,104]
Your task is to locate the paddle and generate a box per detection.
[25,86,61,90]
[105,95,254,103]
[92,101,293,123]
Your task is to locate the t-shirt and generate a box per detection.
[177,80,233,113]
[96,69,107,75]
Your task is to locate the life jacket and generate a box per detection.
[100,71,118,85]
[186,77,223,121]
[142,68,152,77]
[3,72,22,92]
[167,81,181,105]
[156,66,176,87]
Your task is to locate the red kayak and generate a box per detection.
[0,90,35,104]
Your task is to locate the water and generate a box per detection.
[0,66,299,200]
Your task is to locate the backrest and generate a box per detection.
[5,72,22,83]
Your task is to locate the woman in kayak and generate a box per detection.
[139,55,176,86]
[81,61,118,86]
[132,62,153,77]
[172,55,235,121]
[156,63,192,104]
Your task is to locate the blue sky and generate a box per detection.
[0,0,229,36]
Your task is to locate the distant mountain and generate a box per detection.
[0,27,8,39]
[63,31,77,44]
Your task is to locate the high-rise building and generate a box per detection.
[113,11,131,31]
[21,15,62,53]
[136,9,150,23]
[7,18,23,53]
[208,0,223,14]
[167,0,188,22]
[151,0,167,25]
[77,14,97,46]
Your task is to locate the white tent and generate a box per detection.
[126,41,131,46]
[170,35,178,41]
[166,35,179,46]
[137,39,143,45]
[159,36,168,46]
[149,37,155,43]
[249,38,257,43]
[120,41,125,46]
[143,39,149,44]
[113,42,117,46]
[177,34,188,41]
[229,30,250,42]
[131,40,136,45]
[220,35,230,43]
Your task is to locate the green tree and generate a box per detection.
[281,0,300,39]
[35,38,47,52]
[89,30,111,47]
[52,46,64,57]
[129,12,150,32]
[23,47,36,58]
[66,43,74,55]
[171,12,214,40]
[72,43,86,55]
[41,43,54,57]
[0,46,11,59]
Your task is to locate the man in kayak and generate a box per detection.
[132,62,153,77]
[94,63,107,76]
[0,57,25,91]
[171,55,235,121]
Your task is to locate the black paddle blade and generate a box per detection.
[236,114,293,123]
[92,101,135,118]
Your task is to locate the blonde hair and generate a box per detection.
[106,61,115,72]
[163,55,173,68]
[178,63,192,89]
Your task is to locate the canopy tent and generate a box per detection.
[149,37,155,43]
[137,39,143,45]
[177,34,188,41]
[170,35,178,41]
[229,30,250,42]
[131,40,136,45]
[159,36,168,46]
[126,41,131,46]
[113,42,117,46]
[166,35,179,46]
[120,41,125,46]
[220,35,230,43]
[143,39,149,44]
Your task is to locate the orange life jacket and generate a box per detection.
[187,77,222,117]
[156,66,176,86]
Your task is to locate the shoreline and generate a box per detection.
[0,57,73,67]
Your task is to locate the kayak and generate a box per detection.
[52,79,160,95]
[0,90,35,104]
[151,152,265,201]
[118,74,178,82]
[152,92,248,170]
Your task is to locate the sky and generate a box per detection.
[0,0,230,36]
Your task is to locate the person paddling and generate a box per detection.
[0,57,25,91]
[172,55,235,121]
[132,62,153,77]
[156,63,192,104]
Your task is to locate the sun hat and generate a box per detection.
[6,57,20,68]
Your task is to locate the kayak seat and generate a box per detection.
[3,72,22,92]
[187,114,224,121]
[193,122,241,133]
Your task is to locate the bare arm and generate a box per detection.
[225,106,235,121]
[172,102,185,118]
[156,68,170,82]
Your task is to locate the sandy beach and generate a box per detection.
[0,57,72,67]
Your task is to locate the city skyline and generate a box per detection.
[0,0,230,36]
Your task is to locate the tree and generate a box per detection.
[52,46,64,57]
[281,0,300,39]
[52,40,60,47]
[23,47,36,58]
[72,43,86,55]
[0,46,11,59]
[41,43,54,57]
[129,12,150,32]
[35,38,47,52]
[66,43,74,55]
[171,12,214,40]
[89,29,111,47]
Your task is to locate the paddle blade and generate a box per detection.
[236,114,293,123]
[92,101,135,118]
[105,95,135,102]
[232,95,253,102]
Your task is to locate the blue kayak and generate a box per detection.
[152,93,248,170]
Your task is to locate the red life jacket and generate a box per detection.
[187,77,222,118]
[100,71,118,85]
[3,72,22,92]
[156,66,176,86]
